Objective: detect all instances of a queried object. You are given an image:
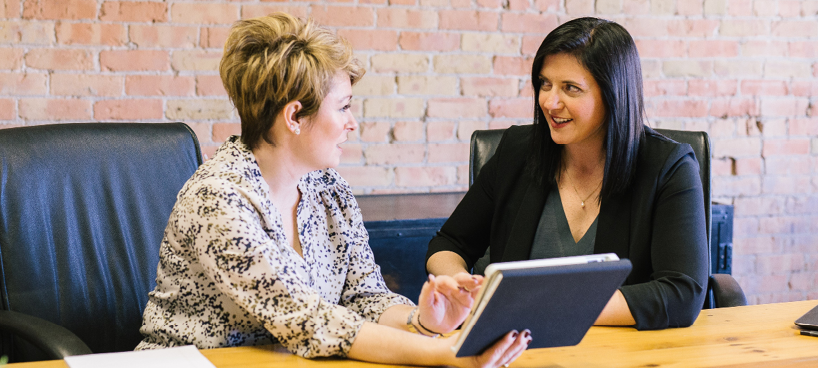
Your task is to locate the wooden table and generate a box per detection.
[9,300,818,368]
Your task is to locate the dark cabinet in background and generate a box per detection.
[360,193,734,303]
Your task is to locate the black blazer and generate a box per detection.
[427,125,709,330]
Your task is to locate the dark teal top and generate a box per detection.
[529,186,598,259]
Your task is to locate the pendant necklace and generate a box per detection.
[565,168,602,209]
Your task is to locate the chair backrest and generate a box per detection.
[0,123,202,360]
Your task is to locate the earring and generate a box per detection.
[294,127,300,135]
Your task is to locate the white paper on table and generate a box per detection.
[64,345,216,368]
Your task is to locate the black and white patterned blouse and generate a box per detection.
[136,136,413,358]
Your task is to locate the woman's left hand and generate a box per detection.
[416,272,483,334]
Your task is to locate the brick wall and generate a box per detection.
[1,0,817,305]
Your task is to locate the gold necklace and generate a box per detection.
[564,168,602,209]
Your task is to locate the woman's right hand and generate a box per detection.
[446,329,532,368]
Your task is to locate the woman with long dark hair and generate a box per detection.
[427,17,708,330]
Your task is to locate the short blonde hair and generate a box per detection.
[219,12,364,150]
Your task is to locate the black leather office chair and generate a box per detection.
[0,123,203,362]
[469,127,746,309]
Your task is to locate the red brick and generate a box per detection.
[688,40,739,57]
[635,40,686,58]
[500,12,558,33]
[0,72,46,95]
[476,0,503,8]
[761,98,810,117]
[19,98,92,120]
[451,0,471,8]
[22,0,95,20]
[688,80,737,97]
[240,5,308,20]
[0,20,54,44]
[741,40,789,57]
[389,0,416,4]
[621,0,649,13]
[712,176,761,196]
[621,18,669,37]
[763,176,812,195]
[439,10,498,31]
[197,75,226,97]
[677,0,703,15]
[462,77,519,97]
[340,143,362,164]
[51,74,123,97]
[1,0,22,19]
[25,49,93,70]
[428,98,486,119]
[643,80,687,97]
[171,3,238,25]
[565,0,594,14]
[489,98,532,118]
[399,32,459,52]
[521,35,544,56]
[364,144,425,165]
[789,41,818,58]
[0,99,14,120]
[359,122,390,142]
[213,122,241,142]
[201,27,230,49]
[100,1,166,22]
[667,19,719,37]
[56,22,125,46]
[711,157,732,176]
[713,137,761,157]
[719,20,770,37]
[126,75,194,97]
[740,80,788,96]
[338,29,397,51]
[734,197,786,218]
[790,118,818,136]
[765,156,811,175]
[727,0,753,16]
[100,50,169,72]
[507,0,529,10]
[94,99,163,120]
[0,48,23,70]
[493,56,532,76]
[648,99,708,117]
[130,25,197,48]
[428,143,469,163]
[709,98,758,118]
[395,166,457,187]
[772,20,818,38]
[387,121,423,142]
[762,139,810,156]
[310,5,374,27]
[427,121,456,141]
[336,166,393,188]
[376,8,437,29]
[535,0,559,11]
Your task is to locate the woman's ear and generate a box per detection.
[282,100,303,135]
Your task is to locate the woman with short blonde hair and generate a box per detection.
[137,13,529,368]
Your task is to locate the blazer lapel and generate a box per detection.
[595,189,631,257]
[501,180,549,262]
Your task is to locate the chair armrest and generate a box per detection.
[710,274,748,308]
[0,310,92,359]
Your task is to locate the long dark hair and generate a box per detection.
[527,17,645,201]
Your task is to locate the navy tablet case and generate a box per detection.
[455,259,633,357]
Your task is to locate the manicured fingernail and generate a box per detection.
[511,330,519,338]
[523,330,531,338]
